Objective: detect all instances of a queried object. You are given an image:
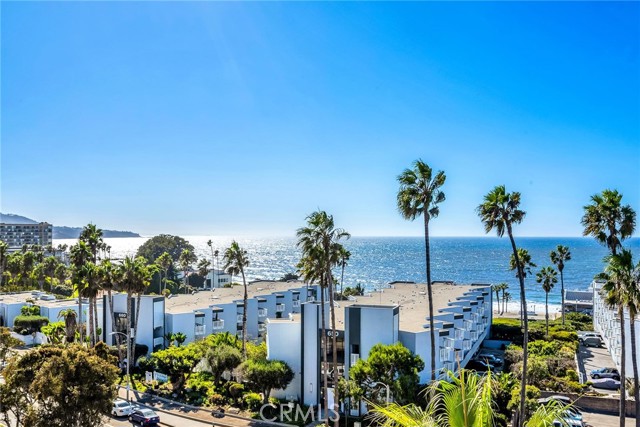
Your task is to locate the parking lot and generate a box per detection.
[582,410,634,427]
[577,343,619,395]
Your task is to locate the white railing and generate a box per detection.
[471,331,479,341]
[442,337,455,349]
[237,315,244,324]
[153,337,164,347]
[439,348,454,362]
[212,320,224,330]
[258,308,268,317]
[276,304,285,312]
[258,323,267,332]
[455,329,464,340]
[307,296,315,302]
[293,300,301,308]
[463,340,472,351]
[464,320,474,331]
[195,325,206,336]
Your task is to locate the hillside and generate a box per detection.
[0,213,141,239]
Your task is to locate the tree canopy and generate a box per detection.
[136,234,194,266]
[0,344,118,427]
[241,358,294,403]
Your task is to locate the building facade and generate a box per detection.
[0,222,53,250]
[592,280,640,378]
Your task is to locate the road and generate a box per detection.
[105,412,215,427]
[582,410,635,427]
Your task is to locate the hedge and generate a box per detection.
[14,315,50,335]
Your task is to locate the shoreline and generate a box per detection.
[492,301,563,320]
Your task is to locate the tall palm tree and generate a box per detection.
[70,241,91,343]
[550,245,571,325]
[397,160,446,383]
[79,223,105,342]
[582,189,636,257]
[223,241,250,356]
[338,247,351,298]
[503,291,512,313]
[631,260,640,427]
[582,189,636,427]
[98,259,122,357]
[79,262,100,345]
[42,256,59,292]
[197,258,211,288]
[509,249,536,329]
[535,266,558,337]
[598,250,637,427]
[297,210,350,426]
[492,283,507,314]
[477,185,528,427]
[155,252,173,294]
[178,249,197,294]
[207,239,216,288]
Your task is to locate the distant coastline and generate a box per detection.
[0,213,141,239]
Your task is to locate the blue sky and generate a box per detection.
[1,2,639,237]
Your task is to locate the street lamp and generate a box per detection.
[110,331,131,402]
[368,381,391,404]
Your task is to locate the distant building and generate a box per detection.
[563,289,593,315]
[0,222,53,250]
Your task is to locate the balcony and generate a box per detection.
[293,300,301,308]
[258,323,267,333]
[462,340,472,351]
[464,320,474,331]
[441,337,455,349]
[454,328,464,340]
[471,331,479,341]
[258,308,268,317]
[276,304,285,313]
[212,320,225,330]
[237,315,244,324]
[195,325,206,336]
[440,348,454,362]
[307,296,316,303]
[153,337,164,347]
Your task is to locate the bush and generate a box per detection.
[565,369,579,382]
[566,312,593,331]
[51,284,73,297]
[20,305,41,316]
[549,330,578,344]
[528,341,562,357]
[228,382,245,402]
[13,315,49,335]
[508,385,540,419]
[244,392,263,411]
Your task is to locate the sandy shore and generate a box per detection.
[492,301,562,321]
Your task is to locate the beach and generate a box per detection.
[492,301,562,321]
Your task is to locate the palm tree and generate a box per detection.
[155,252,173,294]
[550,245,571,325]
[223,241,250,356]
[631,260,640,427]
[598,250,638,427]
[178,249,197,294]
[297,210,350,426]
[397,159,446,383]
[197,258,211,288]
[503,292,512,312]
[492,283,507,314]
[368,369,569,427]
[582,189,636,256]
[207,239,216,288]
[477,185,528,427]
[338,247,351,298]
[58,308,77,344]
[42,256,59,292]
[509,248,536,328]
[98,259,122,358]
[173,332,187,347]
[70,241,91,343]
[536,266,558,337]
[582,189,636,427]
[79,223,105,341]
[79,262,100,345]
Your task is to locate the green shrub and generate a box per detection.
[244,392,263,411]
[209,392,225,405]
[228,382,245,402]
[528,340,562,357]
[13,315,49,335]
[51,284,73,297]
[508,385,540,419]
[565,369,579,382]
[20,305,41,316]
[549,330,578,344]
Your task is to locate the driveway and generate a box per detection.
[582,410,634,427]
[577,343,622,397]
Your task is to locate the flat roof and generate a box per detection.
[0,292,79,308]
[333,282,486,333]
[164,281,308,314]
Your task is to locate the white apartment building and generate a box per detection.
[0,222,53,251]
[592,280,640,378]
[265,282,492,407]
[0,291,87,328]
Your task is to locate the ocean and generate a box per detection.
[53,236,640,306]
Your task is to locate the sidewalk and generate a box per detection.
[117,386,283,427]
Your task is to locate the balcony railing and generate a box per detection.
[350,353,360,366]
[153,337,164,347]
[471,331,479,341]
[307,296,315,303]
[439,348,454,362]
[258,323,267,332]
[454,329,464,340]
[237,315,244,324]
[462,340,472,351]
[442,337,455,349]
[195,325,206,336]
[276,304,285,312]
[212,320,225,330]
[258,308,268,317]
[293,300,301,308]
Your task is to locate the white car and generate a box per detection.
[112,399,136,417]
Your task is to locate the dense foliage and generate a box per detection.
[136,234,194,267]
[0,344,118,427]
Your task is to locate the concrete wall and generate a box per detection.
[267,319,302,401]
[540,391,636,417]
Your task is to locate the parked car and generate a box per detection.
[212,407,226,418]
[128,408,160,426]
[591,378,620,390]
[112,399,136,417]
[538,395,572,406]
[466,359,495,372]
[580,336,603,347]
[590,367,620,380]
[477,353,503,366]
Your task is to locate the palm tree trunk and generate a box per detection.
[340,263,345,298]
[78,293,83,344]
[502,289,506,314]
[241,268,247,357]
[629,312,639,427]
[327,266,339,427]
[507,227,527,427]
[133,293,143,352]
[424,216,436,382]
[319,277,329,427]
[88,296,95,346]
[560,269,565,326]
[126,291,132,395]
[545,292,549,337]
[619,305,626,427]
[495,289,500,314]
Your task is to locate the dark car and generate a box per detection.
[466,359,494,372]
[212,407,226,418]
[128,408,160,426]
